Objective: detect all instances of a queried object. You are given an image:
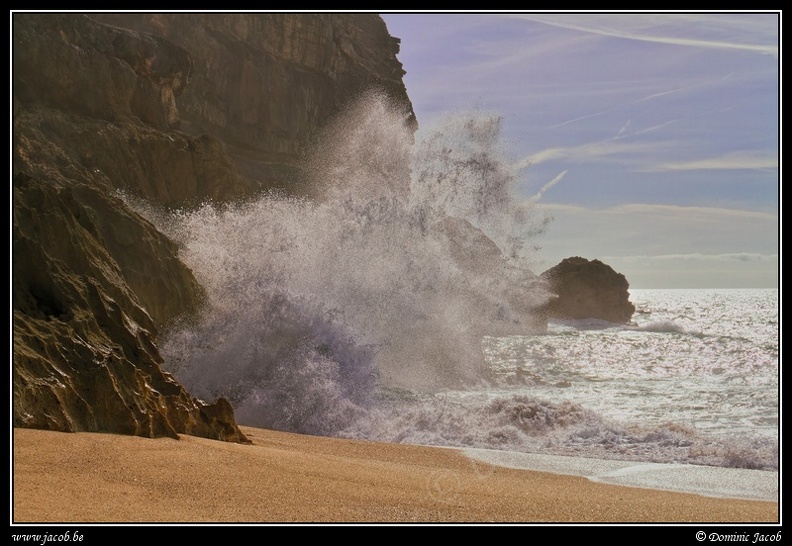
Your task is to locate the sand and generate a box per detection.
[11,425,778,524]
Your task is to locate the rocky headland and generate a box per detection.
[12,12,413,440]
[12,13,633,441]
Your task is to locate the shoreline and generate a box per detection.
[12,426,778,524]
[462,447,778,502]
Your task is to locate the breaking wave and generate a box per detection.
[128,92,777,471]
[146,92,551,435]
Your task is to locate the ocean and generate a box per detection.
[136,94,778,479]
[340,288,779,471]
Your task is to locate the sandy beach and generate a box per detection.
[12,425,778,524]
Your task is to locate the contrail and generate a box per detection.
[551,110,610,129]
[530,170,568,202]
[615,119,631,137]
[511,14,778,56]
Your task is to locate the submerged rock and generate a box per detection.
[541,256,636,323]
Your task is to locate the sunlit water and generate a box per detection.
[131,93,778,471]
[486,288,779,439]
[410,288,778,469]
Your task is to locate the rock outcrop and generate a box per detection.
[13,13,248,441]
[12,12,414,440]
[437,216,549,334]
[13,14,252,208]
[91,13,415,196]
[11,170,248,441]
[541,257,636,323]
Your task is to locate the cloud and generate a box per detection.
[614,252,778,263]
[597,252,779,288]
[534,202,778,258]
[550,110,611,129]
[646,151,778,172]
[516,139,665,169]
[383,13,779,289]
[540,200,778,216]
[631,82,708,104]
[510,13,779,56]
[615,120,631,137]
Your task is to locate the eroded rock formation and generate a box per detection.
[92,13,415,196]
[13,13,249,441]
[13,14,252,208]
[12,12,414,440]
[541,256,636,323]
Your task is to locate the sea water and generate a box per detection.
[343,288,778,471]
[137,93,778,473]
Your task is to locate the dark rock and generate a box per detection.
[13,13,251,208]
[13,13,190,131]
[12,173,247,442]
[91,13,416,196]
[541,256,636,323]
[436,216,549,334]
[12,12,414,441]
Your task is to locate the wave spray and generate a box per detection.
[137,94,777,471]
[153,92,551,435]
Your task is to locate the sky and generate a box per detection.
[380,12,779,288]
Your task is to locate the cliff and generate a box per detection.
[12,13,414,439]
[92,13,415,198]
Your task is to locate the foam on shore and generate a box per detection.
[462,447,779,501]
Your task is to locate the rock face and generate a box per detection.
[14,14,255,208]
[91,13,415,197]
[12,13,413,440]
[436,216,549,334]
[541,257,636,323]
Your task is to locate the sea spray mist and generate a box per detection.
[148,91,552,434]
[128,93,778,472]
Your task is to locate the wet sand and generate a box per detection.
[12,426,778,523]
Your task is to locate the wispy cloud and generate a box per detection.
[382,13,779,288]
[615,120,631,137]
[646,151,778,172]
[614,252,778,262]
[599,252,779,287]
[510,13,779,56]
[607,203,778,221]
[550,110,610,129]
[534,202,779,255]
[516,139,665,169]
[631,82,704,104]
[538,202,778,222]
[533,203,779,287]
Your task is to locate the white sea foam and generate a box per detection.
[131,93,778,472]
[461,448,778,501]
[147,92,551,432]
